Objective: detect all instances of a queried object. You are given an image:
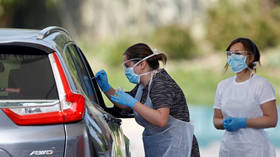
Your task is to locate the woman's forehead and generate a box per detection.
[230,42,245,50]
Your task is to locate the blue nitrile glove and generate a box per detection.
[222,116,233,131]
[95,70,112,92]
[223,116,247,132]
[110,90,138,108]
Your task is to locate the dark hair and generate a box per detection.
[225,37,261,71]
[123,43,167,70]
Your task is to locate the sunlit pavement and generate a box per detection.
[121,118,145,157]
[121,118,280,157]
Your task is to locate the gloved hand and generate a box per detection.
[95,70,111,92]
[110,90,138,108]
[223,116,247,132]
[222,117,232,131]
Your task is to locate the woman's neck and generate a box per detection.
[140,73,152,86]
[236,69,251,82]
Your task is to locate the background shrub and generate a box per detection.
[100,25,201,66]
[105,39,134,66]
[151,25,200,60]
[206,0,280,51]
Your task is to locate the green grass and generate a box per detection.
[168,69,223,106]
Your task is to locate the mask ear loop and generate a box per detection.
[252,61,258,70]
[134,53,160,79]
[248,61,258,78]
[247,54,258,71]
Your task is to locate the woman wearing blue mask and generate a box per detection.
[95,43,200,157]
[213,37,278,157]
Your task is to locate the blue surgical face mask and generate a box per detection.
[125,66,140,84]
[227,54,248,73]
[125,62,153,84]
[124,54,157,84]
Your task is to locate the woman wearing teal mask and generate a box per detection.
[213,38,278,157]
[95,43,200,157]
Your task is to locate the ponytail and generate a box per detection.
[146,53,167,69]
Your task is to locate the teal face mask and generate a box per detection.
[123,53,158,84]
[125,66,141,84]
[124,61,154,84]
[227,54,248,73]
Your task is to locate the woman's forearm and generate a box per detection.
[133,102,169,127]
[247,100,278,129]
[213,109,225,130]
[247,116,277,129]
[213,118,225,130]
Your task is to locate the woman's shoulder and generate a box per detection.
[252,74,273,87]
[151,69,177,89]
[218,76,235,87]
[153,68,172,82]
[253,74,267,81]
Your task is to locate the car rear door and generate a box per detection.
[61,43,113,156]
[61,43,130,157]
[76,46,131,157]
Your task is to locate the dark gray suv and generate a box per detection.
[0,26,131,157]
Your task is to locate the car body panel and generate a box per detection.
[0,27,131,157]
[0,110,65,157]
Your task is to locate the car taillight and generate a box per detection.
[52,52,85,123]
[2,52,85,125]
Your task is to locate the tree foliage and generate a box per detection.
[206,0,280,51]
[152,25,200,60]
[0,0,61,28]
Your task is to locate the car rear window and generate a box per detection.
[0,46,58,100]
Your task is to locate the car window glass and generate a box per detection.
[75,47,106,108]
[0,49,58,100]
[64,48,81,93]
[64,44,98,104]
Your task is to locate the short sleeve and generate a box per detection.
[150,79,173,109]
[213,82,223,109]
[256,79,276,105]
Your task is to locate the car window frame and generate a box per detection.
[62,42,102,107]
[66,46,90,96]
[62,42,134,118]
[75,47,134,118]
[74,46,107,109]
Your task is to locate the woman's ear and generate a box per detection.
[140,61,146,70]
[247,55,254,65]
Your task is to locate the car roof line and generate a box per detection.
[37,26,70,40]
[0,42,54,53]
